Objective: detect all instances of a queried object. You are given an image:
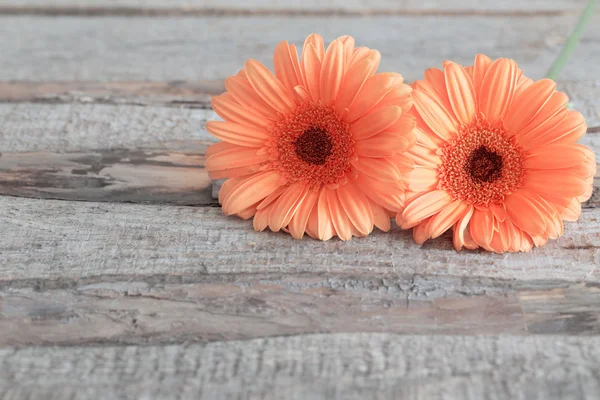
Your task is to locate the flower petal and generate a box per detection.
[427,199,469,239]
[320,39,345,106]
[469,208,494,248]
[245,59,295,114]
[399,190,452,229]
[471,54,493,98]
[525,170,587,197]
[268,183,308,232]
[335,58,378,113]
[221,171,282,215]
[274,41,303,93]
[303,33,324,61]
[337,181,373,236]
[478,58,519,123]
[302,44,322,102]
[350,105,402,141]
[347,73,404,121]
[503,190,547,236]
[444,61,477,125]
[453,205,476,251]
[327,188,353,240]
[514,91,569,140]
[225,75,278,119]
[412,88,458,141]
[288,188,319,239]
[317,187,335,241]
[212,94,270,128]
[408,167,439,192]
[206,146,268,172]
[352,156,402,182]
[206,121,269,147]
[370,200,392,232]
[524,144,587,170]
[505,79,556,135]
[355,131,411,157]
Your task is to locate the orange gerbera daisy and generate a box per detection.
[398,54,596,252]
[206,34,415,240]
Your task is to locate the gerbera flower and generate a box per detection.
[206,34,415,240]
[398,54,596,252]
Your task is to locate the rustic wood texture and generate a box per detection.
[0,0,590,14]
[0,148,214,205]
[1,334,600,400]
[2,273,600,346]
[1,197,599,282]
[0,14,598,82]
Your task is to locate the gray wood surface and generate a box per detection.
[1,334,600,400]
[2,273,599,346]
[0,0,589,13]
[0,14,598,82]
[2,197,599,282]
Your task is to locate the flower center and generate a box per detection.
[294,127,333,165]
[271,103,353,188]
[438,118,525,206]
[466,146,503,183]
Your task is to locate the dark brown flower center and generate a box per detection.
[293,127,333,165]
[466,145,503,183]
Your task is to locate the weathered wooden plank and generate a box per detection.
[0,104,214,152]
[1,146,597,206]
[1,197,599,282]
[0,15,598,82]
[0,0,588,14]
[2,273,600,346]
[1,334,599,400]
[0,81,598,127]
[0,148,214,205]
[0,81,220,108]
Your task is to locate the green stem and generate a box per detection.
[545,0,597,80]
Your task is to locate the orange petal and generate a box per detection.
[505,79,556,135]
[288,188,320,239]
[337,181,374,236]
[221,171,282,215]
[407,144,441,168]
[355,132,410,157]
[206,121,269,147]
[427,199,469,239]
[399,190,452,229]
[337,35,355,67]
[469,208,494,248]
[224,75,278,119]
[303,34,324,61]
[317,188,335,241]
[489,203,507,222]
[423,68,446,96]
[206,146,267,172]
[413,219,431,245]
[274,41,303,93]
[335,58,378,113]
[211,94,270,128]
[218,176,244,205]
[253,207,270,232]
[327,188,353,240]
[302,44,322,102]
[257,185,288,210]
[268,183,308,232]
[370,200,392,232]
[408,167,439,192]
[514,91,568,140]
[352,156,402,182]
[503,191,547,236]
[518,108,569,150]
[412,88,458,141]
[471,54,493,99]
[452,205,475,251]
[444,62,477,125]
[551,197,582,221]
[320,39,345,106]
[525,170,587,197]
[349,48,380,71]
[478,58,519,123]
[347,73,404,121]
[245,59,295,114]
[206,141,237,159]
[545,111,588,146]
[525,144,587,170]
[355,174,404,212]
[350,105,402,141]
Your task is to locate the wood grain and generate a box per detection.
[0,148,214,205]
[1,334,599,399]
[0,15,597,82]
[2,272,600,346]
[1,197,599,282]
[0,0,589,15]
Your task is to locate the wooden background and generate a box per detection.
[0,1,599,399]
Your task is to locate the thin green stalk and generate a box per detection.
[546,0,597,80]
